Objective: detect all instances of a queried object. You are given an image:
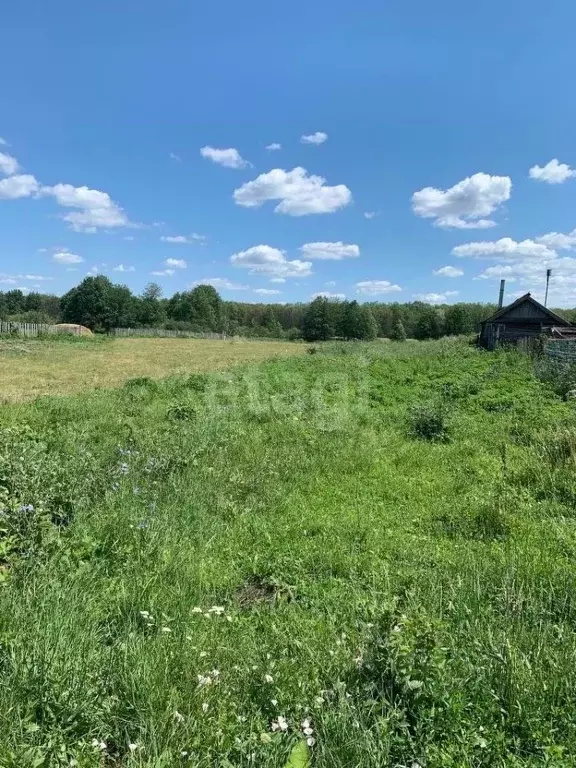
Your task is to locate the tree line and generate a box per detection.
[2,275,572,341]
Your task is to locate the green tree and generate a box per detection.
[303,297,335,342]
[138,282,165,326]
[444,304,471,336]
[358,306,378,340]
[390,318,407,341]
[263,306,283,337]
[342,300,363,339]
[60,276,133,331]
[414,307,442,340]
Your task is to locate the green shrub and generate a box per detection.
[407,402,450,442]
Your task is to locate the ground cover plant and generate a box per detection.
[0,336,301,403]
[1,339,576,766]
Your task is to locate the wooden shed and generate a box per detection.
[479,292,574,350]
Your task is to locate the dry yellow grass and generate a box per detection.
[0,337,303,403]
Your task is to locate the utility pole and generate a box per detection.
[544,268,552,307]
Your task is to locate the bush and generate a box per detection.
[533,357,576,398]
[407,402,450,442]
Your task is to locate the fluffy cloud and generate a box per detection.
[412,172,511,229]
[200,146,249,169]
[475,257,576,305]
[535,230,576,250]
[0,152,19,176]
[453,237,555,260]
[41,183,129,232]
[300,241,360,260]
[364,211,376,219]
[0,278,17,285]
[233,167,352,216]
[414,291,459,304]
[433,265,464,278]
[301,132,328,145]
[231,244,312,278]
[266,143,282,151]
[269,277,286,284]
[191,278,248,291]
[165,258,187,269]
[311,291,345,300]
[355,280,402,295]
[0,174,40,199]
[529,158,576,184]
[151,269,175,277]
[161,234,205,244]
[113,264,135,272]
[53,251,83,264]
[254,288,281,295]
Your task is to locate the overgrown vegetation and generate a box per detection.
[1,340,576,766]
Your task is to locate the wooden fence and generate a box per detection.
[0,321,82,337]
[111,327,228,340]
[545,340,576,363]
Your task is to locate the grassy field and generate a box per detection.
[0,336,302,402]
[2,339,576,766]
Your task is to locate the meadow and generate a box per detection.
[2,339,576,766]
[0,336,301,403]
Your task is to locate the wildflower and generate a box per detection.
[211,668,220,678]
[199,651,208,658]
[264,674,274,684]
[191,606,203,614]
[271,699,278,706]
[161,626,172,633]
[19,504,35,513]
[271,715,288,732]
[180,751,189,758]
[197,674,212,687]
[91,739,107,751]
[201,702,209,713]
[173,711,185,723]
[137,520,148,529]
[307,737,316,747]
[119,463,129,475]
[314,696,324,706]
[128,743,140,753]
[209,606,225,615]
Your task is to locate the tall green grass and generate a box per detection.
[1,340,576,766]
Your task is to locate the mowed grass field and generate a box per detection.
[2,340,576,766]
[0,336,302,402]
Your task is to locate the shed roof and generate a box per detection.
[481,292,571,327]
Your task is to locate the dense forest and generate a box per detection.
[2,275,573,341]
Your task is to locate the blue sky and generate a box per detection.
[3,0,576,305]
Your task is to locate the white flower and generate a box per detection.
[202,702,209,713]
[271,715,289,732]
[139,610,150,618]
[271,698,278,706]
[199,651,208,658]
[307,737,316,747]
[191,607,203,614]
[161,626,172,633]
[173,711,185,723]
[264,674,274,684]
[181,751,189,758]
[211,668,220,677]
[128,743,140,752]
[209,605,225,615]
[314,696,324,706]
[91,739,107,751]
[302,718,314,736]
[197,674,212,687]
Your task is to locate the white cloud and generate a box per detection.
[414,291,459,304]
[364,211,377,219]
[234,167,351,216]
[254,288,281,295]
[266,143,282,151]
[161,234,204,244]
[86,266,99,275]
[529,158,576,184]
[412,172,511,229]
[53,251,83,264]
[200,146,250,169]
[453,237,555,260]
[475,257,576,306]
[301,132,328,145]
[0,277,17,284]
[113,264,135,272]
[165,258,187,269]
[169,152,182,162]
[300,241,360,261]
[123,235,135,241]
[325,280,336,288]
[191,278,248,291]
[231,244,313,278]
[269,277,286,284]
[433,265,464,278]
[151,269,175,277]
[0,137,7,146]
[535,229,576,250]
[355,280,402,295]
[0,152,19,176]
[0,174,40,199]
[311,291,345,300]
[41,183,129,232]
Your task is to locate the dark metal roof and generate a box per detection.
[480,292,571,327]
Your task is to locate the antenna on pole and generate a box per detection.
[545,268,552,307]
[498,279,505,309]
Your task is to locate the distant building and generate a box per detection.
[479,292,575,350]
